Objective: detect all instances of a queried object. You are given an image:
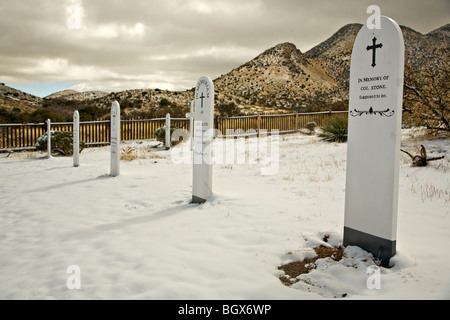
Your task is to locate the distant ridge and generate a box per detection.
[45,89,109,101]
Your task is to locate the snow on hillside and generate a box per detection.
[0,130,449,300]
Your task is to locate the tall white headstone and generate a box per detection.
[165,113,171,150]
[192,76,214,204]
[46,119,51,158]
[110,101,121,177]
[73,110,80,167]
[344,16,404,265]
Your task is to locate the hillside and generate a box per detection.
[45,90,109,101]
[402,24,449,77]
[214,42,344,112]
[304,23,362,85]
[0,83,42,113]
[1,22,448,122]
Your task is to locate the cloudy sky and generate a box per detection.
[1,0,448,97]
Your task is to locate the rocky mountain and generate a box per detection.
[214,42,344,112]
[1,22,448,122]
[402,24,449,77]
[304,23,362,86]
[0,83,42,113]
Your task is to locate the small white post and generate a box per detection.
[165,113,171,150]
[47,119,51,158]
[73,110,80,167]
[110,101,120,177]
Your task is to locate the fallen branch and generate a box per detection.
[401,144,445,167]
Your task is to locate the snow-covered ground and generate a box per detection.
[0,129,449,300]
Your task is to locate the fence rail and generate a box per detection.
[0,111,347,151]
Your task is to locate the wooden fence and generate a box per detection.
[0,111,347,151]
[215,111,347,137]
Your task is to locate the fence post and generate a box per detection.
[257,112,261,137]
[295,112,299,131]
[165,113,170,150]
[47,119,51,158]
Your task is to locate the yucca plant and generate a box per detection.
[318,116,348,143]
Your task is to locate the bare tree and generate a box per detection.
[403,55,449,133]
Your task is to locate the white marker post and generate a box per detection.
[46,119,51,158]
[73,110,80,167]
[192,77,214,204]
[110,101,121,177]
[165,113,171,150]
[344,16,404,266]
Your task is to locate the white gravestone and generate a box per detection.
[110,101,121,177]
[344,16,404,265]
[165,113,171,150]
[192,76,214,204]
[47,119,51,158]
[73,110,80,167]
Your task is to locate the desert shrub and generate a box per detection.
[0,108,27,123]
[78,105,108,121]
[30,109,63,123]
[318,116,348,143]
[155,125,185,147]
[216,102,241,117]
[159,98,171,108]
[35,131,86,156]
[306,121,317,134]
[0,108,64,124]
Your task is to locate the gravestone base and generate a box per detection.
[343,227,396,267]
[192,195,207,204]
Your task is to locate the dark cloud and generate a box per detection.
[1,0,448,94]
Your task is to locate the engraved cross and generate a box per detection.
[366,37,383,67]
[199,92,206,109]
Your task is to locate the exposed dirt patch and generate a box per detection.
[278,245,344,286]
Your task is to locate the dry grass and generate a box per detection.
[278,245,344,286]
[121,146,139,161]
[2,150,47,159]
[121,146,163,162]
[401,127,430,146]
[410,177,450,203]
[419,182,450,203]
